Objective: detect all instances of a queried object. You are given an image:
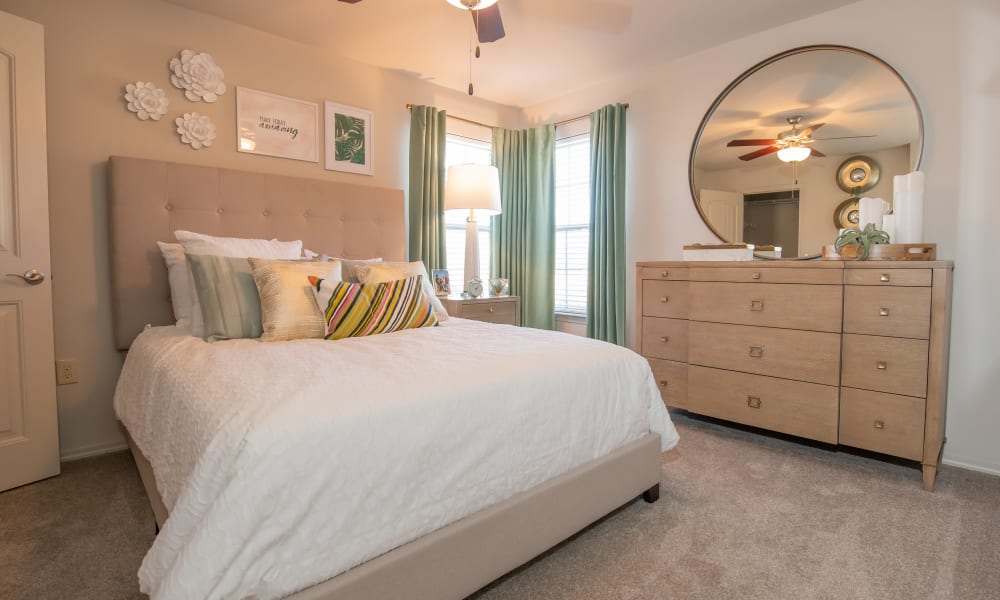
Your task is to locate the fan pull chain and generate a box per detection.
[468,9,474,95]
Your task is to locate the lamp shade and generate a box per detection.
[446,0,499,9]
[777,145,811,163]
[444,164,502,216]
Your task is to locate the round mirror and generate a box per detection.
[689,45,923,258]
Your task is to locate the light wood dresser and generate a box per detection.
[636,260,953,490]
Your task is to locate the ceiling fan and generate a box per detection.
[727,116,876,163]
[338,0,506,43]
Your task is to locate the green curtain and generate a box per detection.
[407,105,447,269]
[586,103,628,344]
[490,125,556,330]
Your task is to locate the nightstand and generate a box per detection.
[440,295,521,326]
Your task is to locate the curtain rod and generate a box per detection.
[404,103,628,130]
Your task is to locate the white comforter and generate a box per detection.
[114,318,678,600]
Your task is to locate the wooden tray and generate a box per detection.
[821,243,937,261]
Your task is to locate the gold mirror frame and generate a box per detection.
[836,155,881,193]
[688,44,925,245]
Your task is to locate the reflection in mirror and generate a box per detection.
[689,45,923,257]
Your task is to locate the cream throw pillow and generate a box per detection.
[354,261,449,322]
[249,258,343,341]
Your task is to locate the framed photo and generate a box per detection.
[324,101,373,175]
[236,87,318,162]
[431,269,451,296]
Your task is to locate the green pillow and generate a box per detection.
[187,254,262,341]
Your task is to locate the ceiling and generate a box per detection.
[694,49,922,171]
[160,0,858,108]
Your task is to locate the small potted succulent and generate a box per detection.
[834,223,890,260]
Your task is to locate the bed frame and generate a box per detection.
[108,156,663,599]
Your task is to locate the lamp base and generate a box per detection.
[464,211,480,292]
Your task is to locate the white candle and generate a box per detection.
[859,197,883,231]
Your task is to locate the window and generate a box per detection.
[444,135,492,290]
[554,134,591,314]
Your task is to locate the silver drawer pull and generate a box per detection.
[659,380,669,388]
[752,272,761,280]
[661,271,669,278]
[876,360,887,370]
[659,336,669,344]
[874,420,885,429]
[750,299,764,312]
[660,296,669,303]
[489,306,495,313]
[879,307,890,317]
[880,273,891,282]
[747,396,762,409]
[749,345,764,358]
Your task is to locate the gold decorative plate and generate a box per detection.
[834,197,861,229]
[836,156,880,193]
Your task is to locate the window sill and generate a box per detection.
[554,312,586,324]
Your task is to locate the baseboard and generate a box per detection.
[942,457,1000,478]
[60,440,129,462]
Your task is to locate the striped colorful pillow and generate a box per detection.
[310,275,437,340]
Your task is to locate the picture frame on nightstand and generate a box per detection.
[432,269,451,296]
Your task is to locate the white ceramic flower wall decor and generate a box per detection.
[123,81,169,121]
[169,49,226,102]
[175,112,216,150]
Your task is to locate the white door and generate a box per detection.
[0,10,58,491]
[699,189,744,243]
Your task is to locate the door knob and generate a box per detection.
[6,269,45,285]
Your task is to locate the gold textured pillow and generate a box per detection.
[249,258,343,341]
[354,261,449,322]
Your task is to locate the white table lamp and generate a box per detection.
[444,164,501,291]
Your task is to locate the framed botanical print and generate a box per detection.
[236,87,318,162]
[324,101,373,175]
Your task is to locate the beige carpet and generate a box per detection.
[2,412,998,599]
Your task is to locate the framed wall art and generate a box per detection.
[324,101,373,175]
[236,87,318,162]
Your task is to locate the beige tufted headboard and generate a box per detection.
[108,156,405,349]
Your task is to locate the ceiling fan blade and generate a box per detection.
[812,135,878,141]
[798,122,825,138]
[739,146,779,161]
[472,4,505,43]
[337,0,363,3]
[810,149,827,158]
[727,139,778,147]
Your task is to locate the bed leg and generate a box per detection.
[642,483,660,503]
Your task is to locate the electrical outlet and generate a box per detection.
[55,358,79,385]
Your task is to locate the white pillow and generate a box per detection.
[355,260,449,322]
[157,242,193,330]
[174,231,304,337]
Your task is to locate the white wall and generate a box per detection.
[0,0,523,460]
[524,0,1000,474]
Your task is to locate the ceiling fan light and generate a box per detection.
[445,0,499,9]
[777,145,812,163]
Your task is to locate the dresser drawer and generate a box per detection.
[640,318,688,362]
[688,321,841,386]
[642,281,689,318]
[844,268,932,287]
[688,365,839,443]
[689,282,842,332]
[639,266,688,281]
[839,387,925,460]
[690,267,842,285]
[459,300,518,325]
[841,334,929,397]
[647,358,687,409]
[844,286,931,339]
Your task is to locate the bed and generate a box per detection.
[108,156,679,600]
